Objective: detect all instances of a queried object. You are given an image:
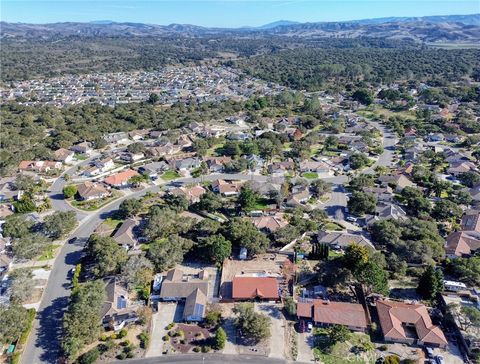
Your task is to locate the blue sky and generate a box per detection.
[1,1,479,27]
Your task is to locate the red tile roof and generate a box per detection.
[104,169,139,186]
[376,300,447,346]
[232,276,279,300]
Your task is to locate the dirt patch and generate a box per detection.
[168,324,213,354]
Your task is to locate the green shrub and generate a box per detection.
[202,345,211,353]
[378,345,388,351]
[118,328,128,338]
[121,340,131,347]
[193,346,201,353]
[100,334,108,341]
[162,335,169,341]
[139,332,150,349]
[110,333,117,340]
[116,352,127,360]
[77,347,100,364]
[384,355,401,364]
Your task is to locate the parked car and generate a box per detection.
[435,355,445,364]
[346,216,357,222]
[307,322,313,332]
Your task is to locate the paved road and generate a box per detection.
[364,121,398,174]
[114,353,304,364]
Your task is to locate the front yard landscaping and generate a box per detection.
[313,331,376,364]
[163,323,216,354]
[161,170,181,181]
[38,244,61,261]
[302,172,319,179]
[70,191,122,211]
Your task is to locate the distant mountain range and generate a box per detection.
[2,13,479,43]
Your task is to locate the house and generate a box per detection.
[119,152,144,163]
[427,133,445,142]
[0,204,14,219]
[204,156,232,173]
[299,160,330,174]
[443,280,467,292]
[285,189,311,207]
[183,288,207,322]
[445,231,480,258]
[378,174,415,192]
[249,181,281,197]
[175,135,193,149]
[104,169,139,188]
[317,231,375,250]
[104,132,129,144]
[70,141,92,155]
[169,157,201,172]
[252,213,288,233]
[211,179,241,196]
[95,157,115,172]
[18,161,62,173]
[245,155,265,172]
[138,161,169,179]
[460,211,480,234]
[53,148,75,164]
[145,144,178,157]
[375,202,407,221]
[268,161,295,176]
[297,299,368,332]
[170,185,206,204]
[159,268,209,301]
[101,277,141,331]
[447,161,477,176]
[76,181,111,201]
[0,177,19,201]
[129,129,150,141]
[362,186,393,202]
[112,218,139,250]
[376,300,447,348]
[232,276,279,301]
[469,184,480,202]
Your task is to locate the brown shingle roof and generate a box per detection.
[297,299,367,329]
[445,231,480,257]
[104,169,139,186]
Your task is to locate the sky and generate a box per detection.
[1,0,479,27]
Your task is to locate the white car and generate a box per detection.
[435,355,445,364]
[307,322,313,332]
[346,216,357,223]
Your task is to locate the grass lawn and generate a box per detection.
[161,170,181,181]
[71,191,121,211]
[104,217,123,229]
[38,244,61,261]
[74,153,88,160]
[248,198,270,211]
[302,172,319,179]
[313,333,376,364]
[328,250,344,258]
[323,222,344,231]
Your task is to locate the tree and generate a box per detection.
[214,327,227,350]
[148,92,159,104]
[9,268,35,304]
[13,195,36,213]
[358,261,389,295]
[63,185,77,199]
[349,153,370,170]
[458,171,480,187]
[284,296,296,316]
[224,218,270,256]
[164,193,189,212]
[143,206,193,241]
[129,174,146,187]
[127,142,146,154]
[369,220,401,248]
[327,325,351,345]
[14,175,36,192]
[205,234,232,263]
[86,234,128,277]
[446,256,480,286]
[147,234,193,272]
[12,233,49,259]
[458,306,480,331]
[352,89,374,105]
[233,303,271,344]
[62,280,106,359]
[42,211,77,239]
[311,180,331,198]
[324,135,339,151]
[196,190,222,212]
[118,198,142,218]
[121,255,154,292]
[238,184,260,210]
[0,305,30,344]
[348,174,374,190]
[347,191,376,215]
[417,265,444,301]
[204,309,222,327]
[2,215,34,238]
[432,199,462,221]
[401,187,431,216]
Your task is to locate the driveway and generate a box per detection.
[255,303,286,359]
[297,332,315,363]
[146,302,183,358]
